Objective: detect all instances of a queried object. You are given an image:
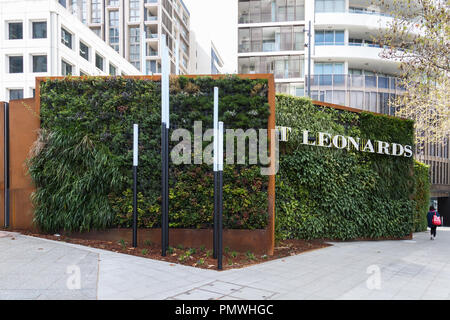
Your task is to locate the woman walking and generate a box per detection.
[427,206,441,240]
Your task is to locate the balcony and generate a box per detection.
[314,45,398,69]
[146,32,158,39]
[306,74,405,114]
[315,11,393,30]
[145,16,158,22]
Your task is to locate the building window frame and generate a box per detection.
[32,21,47,39]
[9,55,24,73]
[9,88,24,100]
[61,59,73,75]
[8,22,23,40]
[61,27,73,49]
[80,41,90,61]
[95,53,105,71]
[32,54,47,73]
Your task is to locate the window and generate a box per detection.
[239,0,304,23]
[146,60,160,74]
[9,56,23,73]
[32,55,47,72]
[129,0,140,22]
[315,30,345,46]
[315,0,345,13]
[109,0,119,5]
[32,21,47,39]
[91,0,101,23]
[109,64,117,75]
[314,62,344,85]
[95,53,104,71]
[80,70,88,76]
[238,55,303,79]
[238,0,250,23]
[238,28,250,53]
[61,60,73,75]
[8,22,23,40]
[9,89,24,100]
[81,0,88,23]
[80,41,89,60]
[314,62,344,75]
[238,25,303,53]
[109,10,120,52]
[293,26,304,50]
[129,27,140,69]
[61,27,72,49]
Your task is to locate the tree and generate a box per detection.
[376,0,449,149]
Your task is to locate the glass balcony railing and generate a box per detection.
[306,74,405,114]
[348,42,383,48]
[308,74,404,91]
[348,7,393,17]
[146,32,158,39]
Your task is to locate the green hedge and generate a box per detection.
[275,95,416,240]
[412,161,431,232]
[30,76,269,233]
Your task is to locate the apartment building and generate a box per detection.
[0,0,142,101]
[189,32,224,75]
[237,0,405,113]
[237,0,449,214]
[58,0,191,75]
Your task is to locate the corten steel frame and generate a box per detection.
[35,74,277,255]
[0,98,40,230]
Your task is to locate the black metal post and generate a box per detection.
[4,102,10,228]
[161,123,167,256]
[213,171,218,259]
[132,165,138,247]
[217,170,223,270]
[164,125,169,251]
[132,124,139,248]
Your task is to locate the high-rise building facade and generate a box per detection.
[237,0,449,215]
[189,32,224,75]
[238,0,405,114]
[0,0,142,102]
[60,0,191,75]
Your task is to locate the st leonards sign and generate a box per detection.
[301,130,413,157]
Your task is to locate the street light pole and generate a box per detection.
[161,34,170,257]
[132,124,139,248]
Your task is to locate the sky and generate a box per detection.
[183,0,238,73]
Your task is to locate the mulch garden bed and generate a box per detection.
[12,230,331,271]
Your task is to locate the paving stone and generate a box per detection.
[198,281,243,295]
[172,288,224,300]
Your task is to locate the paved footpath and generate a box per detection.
[1,228,450,300]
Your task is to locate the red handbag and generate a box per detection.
[432,212,442,226]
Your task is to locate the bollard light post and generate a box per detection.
[161,34,170,256]
[132,124,139,248]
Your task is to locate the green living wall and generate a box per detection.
[412,161,431,232]
[30,76,270,233]
[276,95,417,240]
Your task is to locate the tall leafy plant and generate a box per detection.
[28,129,123,233]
